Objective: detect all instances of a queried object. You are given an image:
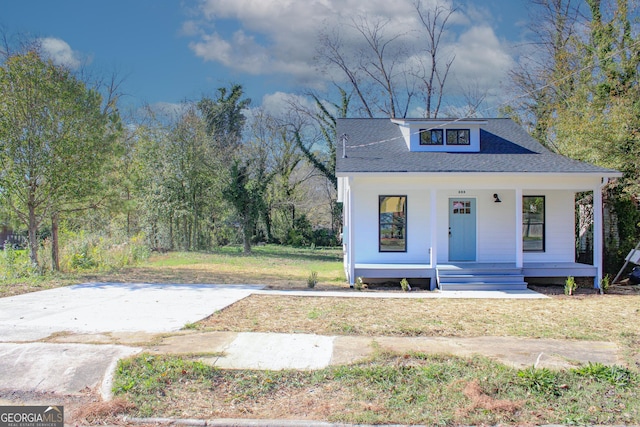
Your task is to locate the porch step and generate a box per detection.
[437,266,528,291]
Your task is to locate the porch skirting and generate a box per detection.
[353,262,598,291]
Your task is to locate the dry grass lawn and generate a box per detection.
[199,292,640,367]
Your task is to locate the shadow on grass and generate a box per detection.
[207,245,342,263]
[86,266,347,289]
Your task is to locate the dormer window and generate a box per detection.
[420,129,443,145]
[391,118,485,152]
[446,129,470,145]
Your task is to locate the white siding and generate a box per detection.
[477,191,516,262]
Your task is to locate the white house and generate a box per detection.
[336,118,622,291]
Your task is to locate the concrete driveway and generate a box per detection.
[0,282,263,342]
[0,282,262,399]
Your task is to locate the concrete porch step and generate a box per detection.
[437,265,527,291]
[438,282,529,291]
[438,274,526,283]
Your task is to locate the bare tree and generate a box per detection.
[317,15,416,118]
[351,16,417,118]
[414,0,456,118]
[442,79,489,118]
[317,27,374,118]
[316,3,458,119]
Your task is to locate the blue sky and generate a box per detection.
[2,0,531,115]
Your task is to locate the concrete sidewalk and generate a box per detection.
[148,331,619,371]
[3,329,620,403]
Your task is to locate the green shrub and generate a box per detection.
[517,366,561,396]
[564,276,577,296]
[600,274,610,293]
[59,231,150,272]
[307,271,318,288]
[400,278,411,292]
[0,246,36,280]
[573,362,635,387]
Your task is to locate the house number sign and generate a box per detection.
[457,190,466,194]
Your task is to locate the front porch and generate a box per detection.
[354,262,598,291]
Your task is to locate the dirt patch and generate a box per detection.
[529,279,640,296]
[462,379,521,412]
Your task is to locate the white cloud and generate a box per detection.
[190,30,271,74]
[185,0,515,113]
[260,91,314,116]
[450,25,514,88]
[187,0,424,81]
[39,37,82,69]
[180,20,202,37]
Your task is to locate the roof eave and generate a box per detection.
[336,171,623,178]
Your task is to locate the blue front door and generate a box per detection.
[449,198,476,261]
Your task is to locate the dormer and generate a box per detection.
[391,118,488,153]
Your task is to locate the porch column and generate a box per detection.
[515,188,523,268]
[593,183,604,288]
[430,188,438,268]
[347,178,356,286]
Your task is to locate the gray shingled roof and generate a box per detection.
[335,118,620,174]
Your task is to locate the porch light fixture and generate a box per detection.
[493,193,502,203]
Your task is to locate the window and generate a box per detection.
[523,196,545,251]
[446,129,470,145]
[452,200,472,215]
[420,129,443,145]
[379,196,406,252]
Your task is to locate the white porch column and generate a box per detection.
[515,188,523,268]
[593,183,604,288]
[347,178,356,286]
[430,188,438,268]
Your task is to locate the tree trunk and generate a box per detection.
[243,218,252,254]
[51,211,60,271]
[27,196,38,268]
[126,187,131,237]
[242,203,252,254]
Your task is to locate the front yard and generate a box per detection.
[2,246,640,425]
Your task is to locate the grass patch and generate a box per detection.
[0,245,345,298]
[88,245,345,289]
[112,352,640,425]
